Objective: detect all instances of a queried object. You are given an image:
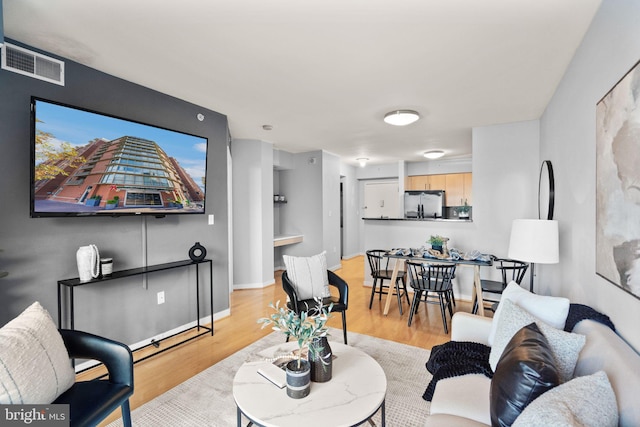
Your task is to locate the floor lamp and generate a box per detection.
[507,219,559,292]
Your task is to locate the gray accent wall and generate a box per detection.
[0,40,230,345]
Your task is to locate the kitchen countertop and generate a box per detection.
[362,217,472,222]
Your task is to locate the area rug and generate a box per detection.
[107,328,432,426]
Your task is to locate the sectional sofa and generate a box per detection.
[424,283,640,427]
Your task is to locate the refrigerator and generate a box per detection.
[404,190,445,218]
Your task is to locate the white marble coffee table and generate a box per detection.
[233,341,387,427]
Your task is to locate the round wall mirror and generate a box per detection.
[538,160,555,220]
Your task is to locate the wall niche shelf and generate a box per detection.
[274,234,303,247]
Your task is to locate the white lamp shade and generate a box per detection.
[508,219,559,264]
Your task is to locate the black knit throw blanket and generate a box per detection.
[423,341,492,401]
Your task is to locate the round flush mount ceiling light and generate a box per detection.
[423,150,445,159]
[356,157,369,168]
[383,110,420,126]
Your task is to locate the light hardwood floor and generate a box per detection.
[98,255,476,425]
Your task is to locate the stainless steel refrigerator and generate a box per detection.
[404,190,445,218]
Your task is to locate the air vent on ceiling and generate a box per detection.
[1,43,65,86]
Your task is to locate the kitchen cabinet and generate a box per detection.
[406,173,472,206]
[428,174,447,192]
[406,175,429,191]
[446,173,464,206]
[407,174,446,191]
[463,173,472,204]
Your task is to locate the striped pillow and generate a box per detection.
[0,302,76,404]
[283,251,330,301]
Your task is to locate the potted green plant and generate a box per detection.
[258,300,332,397]
[105,195,119,210]
[457,199,470,219]
[85,195,101,207]
[428,235,445,252]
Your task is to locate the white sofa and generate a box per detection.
[425,312,640,426]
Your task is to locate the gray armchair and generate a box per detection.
[54,329,134,427]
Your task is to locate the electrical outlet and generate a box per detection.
[157,291,165,305]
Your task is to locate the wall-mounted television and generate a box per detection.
[30,97,208,217]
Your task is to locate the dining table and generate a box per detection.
[382,249,494,317]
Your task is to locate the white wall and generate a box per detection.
[472,120,540,258]
[231,139,275,288]
[539,0,640,351]
[406,157,472,176]
[340,162,361,259]
[322,152,342,269]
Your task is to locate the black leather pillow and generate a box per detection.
[490,322,560,427]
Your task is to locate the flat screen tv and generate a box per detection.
[30,97,208,217]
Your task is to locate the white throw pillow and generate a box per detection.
[512,371,618,427]
[0,302,76,404]
[488,281,569,346]
[283,251,330,300]
[489,299,585,382]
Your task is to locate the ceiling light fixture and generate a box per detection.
[357,158,369,168]
[383,110,420,126]
[423,150,445,159]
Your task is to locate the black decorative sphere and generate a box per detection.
[189,242,207,262]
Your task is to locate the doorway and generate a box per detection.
[363,180,399,218]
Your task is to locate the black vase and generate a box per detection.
[309,336,332,382]
[188,242,207,262]
[285,359,311,398]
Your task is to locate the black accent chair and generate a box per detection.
[406,261,457,334]
[472,258,529,314]
[282,270,349,344]
[54,329,134,427]
[366,249,410,314]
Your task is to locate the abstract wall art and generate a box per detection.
[596,59,640,300]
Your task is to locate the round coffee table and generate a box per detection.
[233,341,387,427]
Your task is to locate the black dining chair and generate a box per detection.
[406,261,457,334]
[366,249,410,314]
[472,257,529,314]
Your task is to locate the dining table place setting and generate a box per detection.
[387,247,492,264]
[382,243,494,317]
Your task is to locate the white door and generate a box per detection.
[363,181,399,218]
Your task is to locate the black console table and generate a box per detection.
[57,259,213,365]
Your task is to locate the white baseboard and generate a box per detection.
[234,278,275,290]
[341,252,362,260]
